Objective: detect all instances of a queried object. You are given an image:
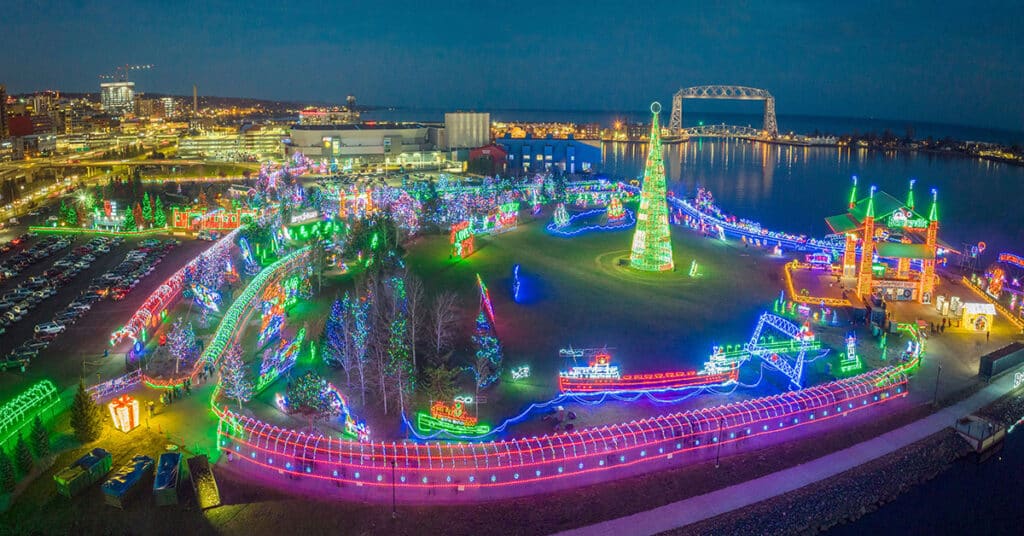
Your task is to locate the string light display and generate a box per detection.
[416,400,491,436]
[557,352,737,393]
[630,102,674,272]
[545,207,636,237]
[552,203,570,228]
[215,365,909,491]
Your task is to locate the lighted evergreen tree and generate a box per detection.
[70,380,103,443]
[29,416,49,459]
[286,371,341,428]
[471,310,502,391]
[154,196,167,227]
[58,200,78,226]
[220,343,253,409]
[121,207,137,232]
[142,192,153,222]
[133,202,145,230]
[323,298,346,370]
[552,203,569,227]
[629,102,674,272]
[168,319,200,370]
[0,448,14,493]
[14,435,32,477]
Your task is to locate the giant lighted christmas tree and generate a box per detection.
[629,102,674,271]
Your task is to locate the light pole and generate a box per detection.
[933,364,943,407]
[391,459,397,519]
[715,417,724,468]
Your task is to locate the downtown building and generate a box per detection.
[101,82,135,115]
[284,122,446,170]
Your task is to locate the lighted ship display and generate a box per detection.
[557,348,739,394]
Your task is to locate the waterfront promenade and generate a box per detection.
[556,370,1019,536]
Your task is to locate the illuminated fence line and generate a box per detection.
[621,184,837,254]
[0,380,61,447]
[87,369,143,402]
[111,227,243,346]
[215,366,907,497]
[28,226,173,236]
[143,247,311,389]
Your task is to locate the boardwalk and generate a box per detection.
[555,371,1017,536]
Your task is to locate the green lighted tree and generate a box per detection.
[70,380,103,443]
[121,206,137,232]
[142,192,153,222]
[154,196,167,227]
[14,435,33,477]
[629,102,674,272]
[30,416,49,459]
[0,448,15,493]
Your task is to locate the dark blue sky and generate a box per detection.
[5,1,1023,131]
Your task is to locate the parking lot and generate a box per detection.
[0,231,213,400]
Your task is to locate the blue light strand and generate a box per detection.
[402,379,735,442]
[545,208,636,237]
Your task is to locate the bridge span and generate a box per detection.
[668,85,778,138]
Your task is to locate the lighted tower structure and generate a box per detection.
[629,102,674,272]
[842,177,858,278]
[856,186,877,299]
[896,179,915,279]
[918,189,939,301]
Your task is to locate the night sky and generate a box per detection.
[5,0,1023,131]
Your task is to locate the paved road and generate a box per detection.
[554,370,1018,536]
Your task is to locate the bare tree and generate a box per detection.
[404,273,426,370]
[430,290,459,360]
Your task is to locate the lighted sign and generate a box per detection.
[108,395,140,432]
[450,221,474,258]
[998,252,1024,269]
[886,208,927,229]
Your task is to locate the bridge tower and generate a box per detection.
[630,102,674,272]
[918,189,939,302]
[856,186,877,299]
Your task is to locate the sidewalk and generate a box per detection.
[555,371,1017,536]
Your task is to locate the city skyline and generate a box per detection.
[3,1,1023,132]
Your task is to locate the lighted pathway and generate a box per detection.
[555,370,1019,536]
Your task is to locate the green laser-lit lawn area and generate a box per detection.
[398,209,796,431]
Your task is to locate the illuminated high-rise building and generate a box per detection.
[629,102,674,272]
[0,84,8,138]
[100,82,135,115]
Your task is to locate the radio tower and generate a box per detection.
[629,102,674,272]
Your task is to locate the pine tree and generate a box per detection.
[70,380,103,443]
[220,343,253,409]
[14,435,33,477]
[133,202,145,230]
[142,192,153,222]
[121,207,137,232]
[30,416,49,459]
[154,196,167,227]
[0,448,15,493]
